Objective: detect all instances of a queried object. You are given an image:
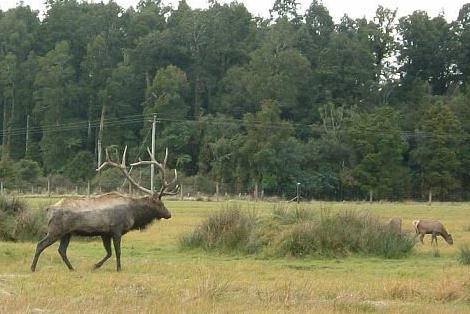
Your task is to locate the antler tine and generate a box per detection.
[121,146,128,168]
[128,146,179,198]
[96,145,153,195]
[163,147,168,168]
[115,147,120,164]
[160,170,180,196]
[146,147,155,161]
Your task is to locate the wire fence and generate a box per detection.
[3,177,470,204]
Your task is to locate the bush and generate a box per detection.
[277,210,415,258]
[272,204,315,225]
[0,196,47,242]
[179,204,260,253]
[457,244,470,265]
[180,205,415,259]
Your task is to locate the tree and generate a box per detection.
[317,31,376,106]
[33,41,80,173]
[349,106,408,200]
[240,100,295,193]
[411,102,463,199]
[456,4,470,86]
[63,151,95,182]
[270,0,301,25]
[144,65,192,172]
[297,0,334,68]
[398,11,458,95]
[222,19,311,121]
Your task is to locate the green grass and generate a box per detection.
[456,243,470,265]
[1,199,470,313]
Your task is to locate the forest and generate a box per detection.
[1,0,470,201]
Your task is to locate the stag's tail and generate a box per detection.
[412,220,420,234]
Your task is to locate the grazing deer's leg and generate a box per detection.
[94,235,112,269]
[31,234,59,272]
[419,233,425,244]
[112,233,122,272]
[431,233,438,246]
[58,234,74,271]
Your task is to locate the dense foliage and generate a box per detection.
[0,196,47,241]
[179,204,416,258]
[2,0,470,200]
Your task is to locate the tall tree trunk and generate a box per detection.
[194,73,202,118]
[7,86,14,159]
[2,100,8,161]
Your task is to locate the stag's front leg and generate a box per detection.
[58,234,74,271]
[94,235,112,269]
[112,233,122,272]
[31,234,59,272]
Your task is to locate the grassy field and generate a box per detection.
[1,199,470,313]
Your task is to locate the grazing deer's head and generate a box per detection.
[446,234,454,245]
[97,146,179,220]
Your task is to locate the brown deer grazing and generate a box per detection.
[31,146,179,272]
[412,219,453,246]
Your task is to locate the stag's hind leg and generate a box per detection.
[31,234,59,272]
[93,235,112,269]
[58,234,74,271]
[112,233,122,272]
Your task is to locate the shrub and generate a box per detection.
[179,204,260,253]
[0,196,47,242]
[272,204,315,225]
[457,244,470,265]
[180,205,415,259]
[277,210,415,258]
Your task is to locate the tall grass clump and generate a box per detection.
[272,204,315,225]
[456,244,470,265]
[180,204,415,259]
[179,203,261,253]
[0,196,47,241]
[276,210,415,258]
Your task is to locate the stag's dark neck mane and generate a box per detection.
[129,197,160,231]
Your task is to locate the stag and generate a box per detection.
[31,146,179,272]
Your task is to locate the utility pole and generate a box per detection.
[296,182,301,204]
[97,103,106,168]
[151,114,157,193]
[25,114,30,155]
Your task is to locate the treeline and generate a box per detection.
[1,0,470,201]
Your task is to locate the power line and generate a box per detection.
[1,111,469,141]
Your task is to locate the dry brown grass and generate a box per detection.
[1,200,470,313]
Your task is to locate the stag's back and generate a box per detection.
[47,193,135,236]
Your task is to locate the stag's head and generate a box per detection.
[147,197,171,219]
[97,146,179,220]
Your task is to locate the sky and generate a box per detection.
[0,0,468,22]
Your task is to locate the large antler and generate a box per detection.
[131,147,179,199]
[96,146,153,195]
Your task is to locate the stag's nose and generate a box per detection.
[164,211,171,219]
